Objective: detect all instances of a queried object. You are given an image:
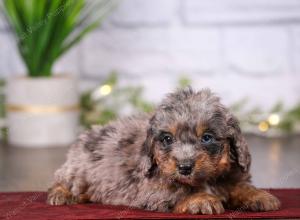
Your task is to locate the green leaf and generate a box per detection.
[2,0,118,77]
[270,101,284,113]
[178,76,192,88]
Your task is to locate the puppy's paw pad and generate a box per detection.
[243,190,281,211]
[174,195,224,214]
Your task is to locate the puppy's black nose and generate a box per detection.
[178,161,194,176]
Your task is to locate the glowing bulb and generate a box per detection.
[91,84,112,100]
[100,85,112,95]
[258,121,269,132]
[268,113,280,126]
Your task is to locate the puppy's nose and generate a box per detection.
[178,161,194,176]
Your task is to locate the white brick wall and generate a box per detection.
[291,26,300,76]
[53,45,82,77]
[223,27,290,75]
[109,0,178,26]
[183,0,300,25]
[0,0,299,109]
[0,33,25,76]
[0,16,6,30]
[81,27,221,77]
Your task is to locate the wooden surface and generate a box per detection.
[0,134,300,192]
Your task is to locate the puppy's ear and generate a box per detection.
[140,126,156,177]
[227,114,251,172]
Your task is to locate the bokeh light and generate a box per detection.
[268,113,280,126]
[258,121,269,132]
[100,85,112,96]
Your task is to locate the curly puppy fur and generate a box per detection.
[47,88,280,214]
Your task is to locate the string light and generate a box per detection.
[100,85,112,95]
[258,121,269,132]
[268,113,280,126]
[91,84,112,100]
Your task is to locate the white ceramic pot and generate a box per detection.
[6,75,79,148]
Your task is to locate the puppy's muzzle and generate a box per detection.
[177,160,194,176]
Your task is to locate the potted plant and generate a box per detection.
[1,0,116,147]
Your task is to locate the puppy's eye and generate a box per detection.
[160,133,174,147]
[201,133,214,144]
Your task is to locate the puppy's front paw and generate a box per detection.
[241,190,280,212]
[174,193,224,215]
[47,184,74,205]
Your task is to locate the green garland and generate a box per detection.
[231,99,300,135]
[80,74,300,135]
[80,72,154,128]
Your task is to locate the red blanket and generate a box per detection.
[0,189,299,219]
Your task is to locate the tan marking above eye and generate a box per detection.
[168,124,178,136]
[196,124,206,137]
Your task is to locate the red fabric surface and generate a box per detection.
[0,189,299,219]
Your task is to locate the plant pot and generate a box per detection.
[6,75,79,148]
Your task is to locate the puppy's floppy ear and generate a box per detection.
[227,113,251,172]
[140,125,156,177]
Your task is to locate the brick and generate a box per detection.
[0,15,7,31]
[223,27,290,75]
[108,0,177,26]
[0,33,25,77]
[53,45,81,76]
[183,0,300,25]
[290,26,300,76]
[81,28,221,77]
[168,27,221,73]
[0,33,9,76]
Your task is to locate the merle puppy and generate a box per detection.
[47,88,280,214]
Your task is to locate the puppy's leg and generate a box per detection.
[173,193,224,214]
[47,183,90,205]
[227,183,280,211]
